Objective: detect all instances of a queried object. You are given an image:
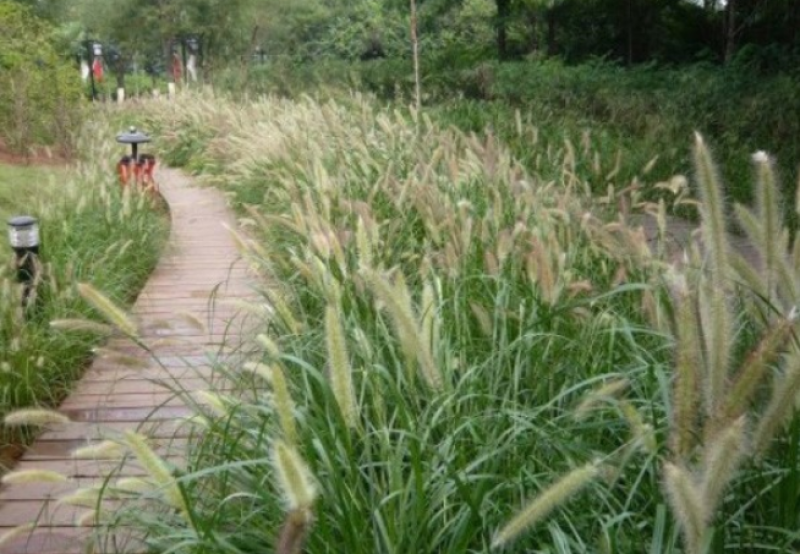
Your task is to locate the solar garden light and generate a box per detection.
[116,126,151,163]
[7,216,40,308]
[116,127,154,188]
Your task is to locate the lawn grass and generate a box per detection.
[0,163,66,221]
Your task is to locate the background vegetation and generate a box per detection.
[0,2,83,157]
[8,0,796,209]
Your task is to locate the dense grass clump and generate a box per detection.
[44,91,800,553]
[0,116,168,454]
[219,57,800,217]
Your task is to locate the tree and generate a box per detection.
[0,1,83,155]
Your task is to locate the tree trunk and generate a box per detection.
[724,0,736,63]
[164,39,174,83]
[497,0,510,61]
[546,7,557,56]
[243,25,260,87]
[410,0,421,111]
[626,0,633,65]
[526,10,539,54]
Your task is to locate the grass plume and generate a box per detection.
[693,133,732,415]
[272,440,317,512]
[77,283,138,337]
[4,409,70,427]
[492,463,599,549]
[663,462,707,554]
[325,303,357,428]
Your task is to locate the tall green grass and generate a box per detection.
[222,58,800,216]
[23,91,800,553]
[78,93,668,551]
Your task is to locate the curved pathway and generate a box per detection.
[0,168,255,553]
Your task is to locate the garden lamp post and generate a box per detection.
[116,126,151,162]
[115,127,154,189]
[7,216,40,308]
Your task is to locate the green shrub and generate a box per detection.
[0,1,84,157]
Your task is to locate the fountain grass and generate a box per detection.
[51,91,800,553]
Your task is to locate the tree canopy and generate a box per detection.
[6,0,799,68]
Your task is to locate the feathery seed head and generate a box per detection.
[272,440,317,511]
[492,463,599,549]
[257,334,282,358]
[77,283,138,336]
[115,477,156,494]
[195,390,230,416]
[663,462,707,554]
[325,304,357,428]
[5,409,70,427]
[241,362,274,383]
[0,524,35,548]
[71,440,126,460]
[50,319,114,335]
[270,363,298,445]
[124,431,186,513]
[57,487,102,508]
[2,469,70,485]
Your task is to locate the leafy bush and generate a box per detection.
[0,1,84,157]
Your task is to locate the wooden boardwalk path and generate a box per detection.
[0,168,255,553]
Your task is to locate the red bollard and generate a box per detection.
[117,156,133,187]
[132,158,143,185]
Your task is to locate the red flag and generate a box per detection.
[92,58,104,82]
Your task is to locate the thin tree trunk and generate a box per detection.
[410,0,420,111]
[164,39,174,83]
[724,0,736,63]
[546,8,557,56]
[243,25,260,87]
[526,11,539,54]
[626,0,633,65]
[497,0,510,60]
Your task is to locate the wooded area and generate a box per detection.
[9,0,800,71]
